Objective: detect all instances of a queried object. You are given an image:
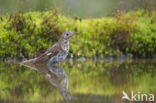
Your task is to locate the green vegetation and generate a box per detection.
[0,10,156,60]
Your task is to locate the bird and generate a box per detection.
[21,32,76,64]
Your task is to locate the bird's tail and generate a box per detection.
[18,58,38,71]
[19,58,37,64]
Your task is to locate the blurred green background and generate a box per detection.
[0,0,155,60]
[0,0,155,17]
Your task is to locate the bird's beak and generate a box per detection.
[71,32,77,35]
[70,32,77,37]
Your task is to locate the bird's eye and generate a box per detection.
[66,33,69,36]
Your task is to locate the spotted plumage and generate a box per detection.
[21,32,76,64]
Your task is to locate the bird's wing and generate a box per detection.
[34,43,61,63]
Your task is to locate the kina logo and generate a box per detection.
[122,91,154,102]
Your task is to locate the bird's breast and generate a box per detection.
[58,51,68,61]
[61,41,69,52]
[49,51,68,64]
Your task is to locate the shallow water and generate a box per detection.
[0,60,156,103]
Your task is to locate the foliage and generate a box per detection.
[0,10,156,60]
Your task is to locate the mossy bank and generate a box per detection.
[0,10,156,60]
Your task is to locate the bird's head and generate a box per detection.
[60,32,77,41]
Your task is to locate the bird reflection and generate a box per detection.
[20,63,72,100]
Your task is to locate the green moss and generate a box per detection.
[0,10,156,60]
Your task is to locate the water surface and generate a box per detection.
[0,60,156,103]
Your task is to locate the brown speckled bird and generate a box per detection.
[22,32,76,64]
